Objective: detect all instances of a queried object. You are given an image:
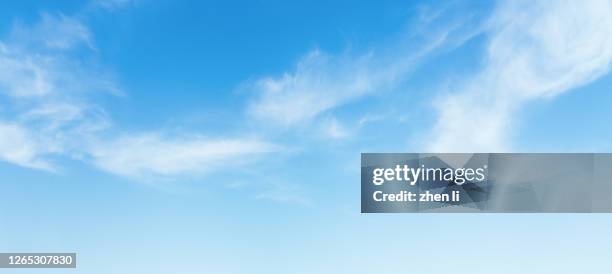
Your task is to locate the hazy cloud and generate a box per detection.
[0,122,56,170]
[426,0,612,151]
[0,13,113,169]
[89,134,278,179]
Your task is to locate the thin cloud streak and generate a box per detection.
[89,133,278,179]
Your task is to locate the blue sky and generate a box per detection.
[1,0,612,273]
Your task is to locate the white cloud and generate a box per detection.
[0,122,56,170]
[321,118,350,140]
[0,48,51,98]
[247,50,389,127]
[10,13,94,51]
[246,6,483,131]
[0,12,280,182]
[0,13,115,169]
[426,0,612,152]
[89,134,278,179]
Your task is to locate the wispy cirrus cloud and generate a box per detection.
[0,12,277,180]
[89,134,278,179]
[426,0,612,152]
[0,12,112,170]
[0,14,99,98]
[246,4,485,132]
[9,13,95,51]
[0,122,56,170]
[247,50,390,127]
